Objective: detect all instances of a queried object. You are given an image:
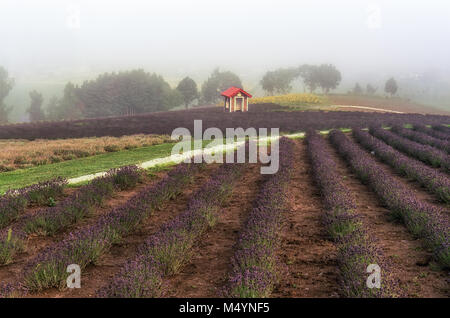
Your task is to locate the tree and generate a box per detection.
[352,83,363,95]
[201,68,242,104]
[59,83,84,120]
[176,77,198,109]
[298,64,319,93]
[48,70,182,120]
[260,68,300,95]
[385,77,398,96]
[0,66,14,124]
[366,84,377,95]
[46,96,61,121]
[27,90,45,122]
[315,64,341,94]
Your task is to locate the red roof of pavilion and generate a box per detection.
[221,87,252,98]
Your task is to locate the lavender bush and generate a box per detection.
[22,165,143,236]
[414,124,450,141]
[0,178,67,230]
[330,130,449,268]
[369,126,450,172]
[307,131,399,297]
[22,163,200,291]
[306,132,359,240]
[353,129,450,203]
[225,137,294,298]
[432,125,450,135]
[0,165,143,265]
[97,161,243,298]
[0,104,448,140]
[391,125,450,154]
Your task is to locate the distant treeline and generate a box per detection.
[1,64,348,123]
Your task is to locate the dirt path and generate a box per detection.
[333,105,404,114]
[327,136,449,297]
[165,163,263,298]
[34,164,220,297]
[272,140,340,298]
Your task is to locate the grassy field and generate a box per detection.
[250,93,328,109]
[0,142,178,193]
[0,139,236,192]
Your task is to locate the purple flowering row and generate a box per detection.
[23,165,143,236]
[21,163,201,292]
[353,129,450,203]
[97,161,244,298]
[0,178,67,230]
[225,137,294,298]
[369,126,450,172]
[414,124,450,141]
[391,125,450,154]
[306,131,398,297]
[330,130,449,268]
[0,165,143,266]
[306,132,359,240]
[432,125,450,135]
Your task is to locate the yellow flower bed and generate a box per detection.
[250,93,325,106]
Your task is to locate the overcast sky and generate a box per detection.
[1,0,450,81]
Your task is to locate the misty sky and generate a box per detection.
[1,0,450,83]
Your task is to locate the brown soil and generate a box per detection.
[0,171,170,288]
[33,164,220,298]
[349,134,450,210]
[327,136,449,297]
[272,140,340,297]
[164,163,263,298]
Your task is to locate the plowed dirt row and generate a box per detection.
[0,172,169,288]
[165,163,263,297]
[329,136,448,297]
[36,164,220,297]
[272,140,340,297]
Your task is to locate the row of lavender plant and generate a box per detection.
[391,125,450,154]
[0,178,67,230]
[329,130,449,268]
[369,126,450,172]
[0,165,143,265]
[97,160,244,298]
[432,125,450,135]
[353,129,450,203]
[21,162,201,292]
[224,137,294,298]
[414,124,450,141]
[306,131,398,297]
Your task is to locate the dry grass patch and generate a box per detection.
[0,134,172,172]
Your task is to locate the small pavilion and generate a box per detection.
[221,87,252,112]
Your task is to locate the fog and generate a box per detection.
[1,0,450,121]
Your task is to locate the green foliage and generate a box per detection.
[201,68,242,103]
[298,64,341,94]
[46,70,182,120]
[385,77,398,96]
[260,67,300,95]
[176,76,198,109]
[0,66,14,124]
[353,83,363,95]
[27,90,45,122]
